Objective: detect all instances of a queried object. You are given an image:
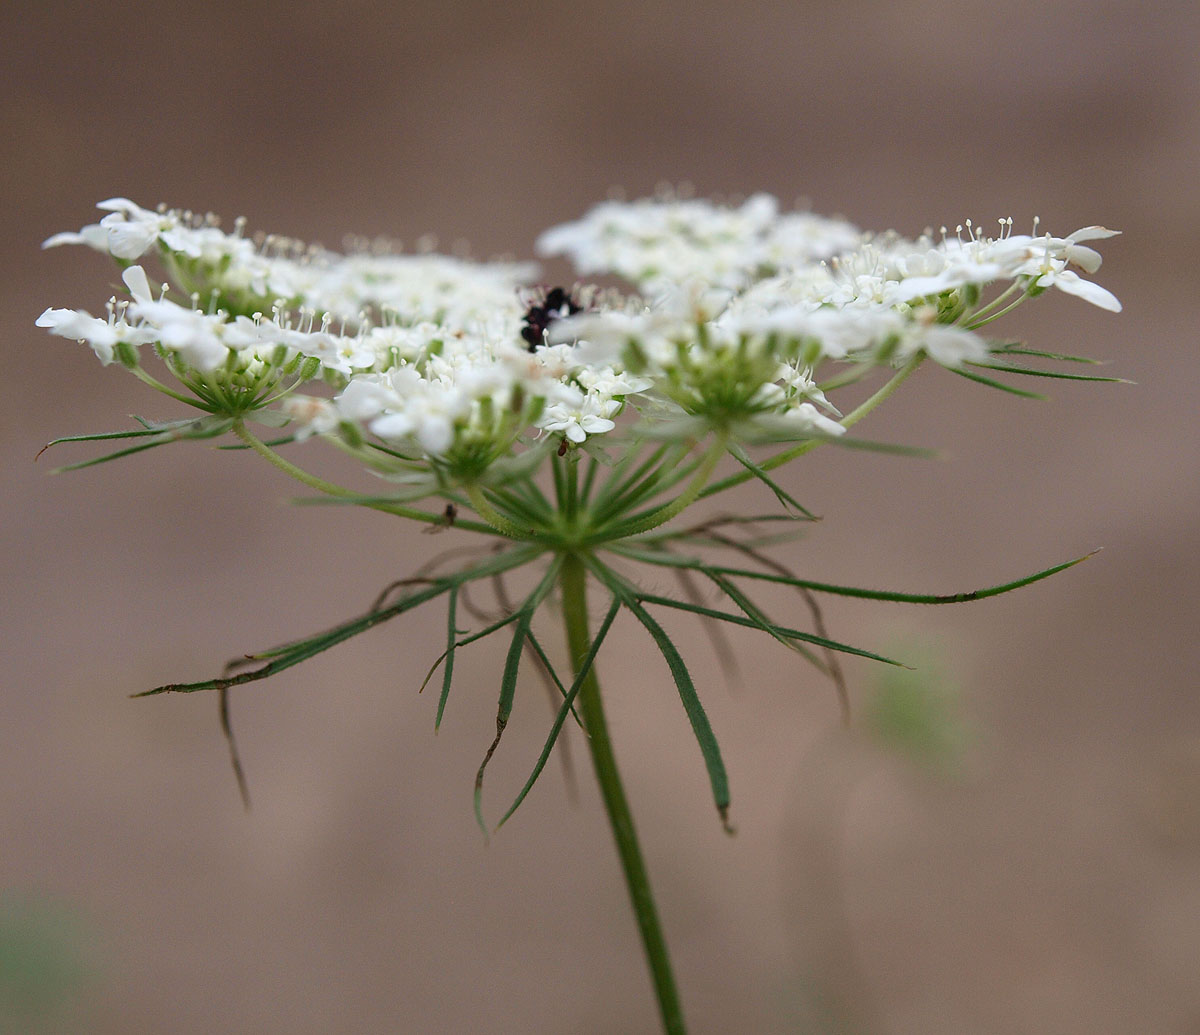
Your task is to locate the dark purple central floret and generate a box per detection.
[521,286,583,351]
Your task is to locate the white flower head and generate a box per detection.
[538,191,862,294]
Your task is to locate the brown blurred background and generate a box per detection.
[2,1,1198,1032]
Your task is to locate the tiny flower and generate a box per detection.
[899,321,989,367]
[95,198,194,261]
[36,307,119,364]
[1027,265,1122,312]
[537,386,620,443]
[280,395,341,440]
[776,400,846,437]
[776,361,840,415]
[42,223,110,253]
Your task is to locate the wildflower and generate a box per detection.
[39,190,1125,1035]
[538,385,621,443]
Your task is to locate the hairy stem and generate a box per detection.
[464,483,532,538]
[559,552,687,1035]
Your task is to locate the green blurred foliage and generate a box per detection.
[861,637,973,778]
[0,893,95,1034]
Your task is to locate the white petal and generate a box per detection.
[416,416,455,455]
[369,413,415,439]
[1044,271,1122,312]
[103,220,158,261]
[919,325,990,367]
[1063,244,1104,274]
[122,265,154,302]
[1064,226,1121,243]
[96,197,150,216]
[43,225,110,251]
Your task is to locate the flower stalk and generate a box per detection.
[560,550,687,1035]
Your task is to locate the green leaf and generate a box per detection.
[41,417,233,472]
[621,594,732,828]
[481,484,553,526]
[36,421,192,455]
[472,556,563,836]
[819,436,938,458]
[496,596,623,829]
[521,633,585,729]
[968,362,1128,383]
[289,488,447,507]
[727,443,817,518]
[451,609,524,650]
[615,548,1101,605]
[701,569,825,673]
[474,609,532,838]
[591,442,685,524]
[950,367,1047,399]
[990,344,1104,364]
[135,545,541,697]
[590,562,733,827]
[635,592,906,666]
[435,587,459,730]
[216,434,297,450]
[138,580,453,697]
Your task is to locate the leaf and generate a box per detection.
[635,592,906,666]
[589,561,733,827]
[137,580,453,697]
[621,594,733,830]
[990,345,1104,364]
[968,362,1128,384]
[474,609,532,838]
[216,434,297,450]
[36,421,191,458]
[950,367,1047,399]
[435,587,459,730]
[702,569,825,673]
[496,596,623,829]
[727,442,817,518]
[135,545,541,697]
[521,633,585,728]
[591,442,682,523]
[818,436,938,458]
[41,416,233,471]
[472,556,563,836]
[619,549,1101,605]
[289,488,447,507]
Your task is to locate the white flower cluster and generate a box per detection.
[39,194,1120,483]
[538,201,1120,430]
[39,200,648,469]
[537,191,860,293]
[44,198,536,323]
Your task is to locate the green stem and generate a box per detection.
[231,421,498,535]
[698,352,926,502]
[129,365,209,408]
[464,483,531,539]
[559,552,687,1035]
[604,434,727,539]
